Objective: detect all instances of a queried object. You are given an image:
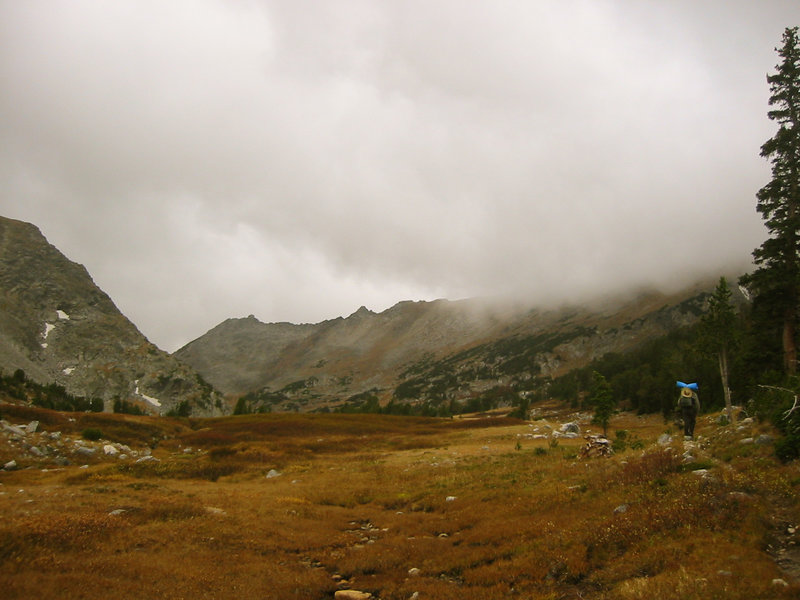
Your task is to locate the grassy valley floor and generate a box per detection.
[1,404,799,599]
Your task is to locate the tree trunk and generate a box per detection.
[718,349,734,424]
[784,305,797,375]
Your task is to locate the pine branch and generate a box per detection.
[757,384,800,419]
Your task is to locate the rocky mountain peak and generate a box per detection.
[0,216,224,416]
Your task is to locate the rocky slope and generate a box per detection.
[0,216,224,416]
[176,281,743,412]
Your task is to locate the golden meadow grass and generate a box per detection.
[1,404,799,599]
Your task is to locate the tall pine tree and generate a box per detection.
[741,27,800,375]
[697,277,738,422]
[590,371,614,437]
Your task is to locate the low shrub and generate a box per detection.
[81,428,103,441]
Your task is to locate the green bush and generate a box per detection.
[81,428,103,441]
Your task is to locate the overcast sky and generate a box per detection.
[1,1,798,352]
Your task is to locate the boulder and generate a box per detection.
[3,459,18,471]
[335,592,372,600]
[136,455,159,463]
[103,444,119,456]
[1,421,27,437]
[560,422,580,434]
[580,435,613,458]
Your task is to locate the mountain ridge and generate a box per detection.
[1,214,746,417]
[175,278,741,413]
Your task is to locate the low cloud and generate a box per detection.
[0,1,794,350]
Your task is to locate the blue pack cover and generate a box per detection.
[676,381,699,390]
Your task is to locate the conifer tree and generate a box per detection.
[697,277,738,422]
[741,27,800,375]
[590,371,614,437]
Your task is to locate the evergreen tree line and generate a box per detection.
[0,368,103,413]
[0,368,155,415]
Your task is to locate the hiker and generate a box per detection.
[676,382,700,439]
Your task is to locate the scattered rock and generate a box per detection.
[135,455,159,463]
[560,422,581,434]
[408,567,421,577]
[109,509,126,516]
[772,578,789,587]
[717,570,732,577]
[334,591,372,600]
[75,446,96,457]
[740,438,754,445]
[657,433,672,446]
[26,421,39,434]
[1,421,27,437]
[580,435,613,458]
[3,460,18,471]
[445,496,456,502]
[266,469,281,479]
[103,444,119,456]
[614,504,629,514]
[728,491,753,502]
[756,434,774,446]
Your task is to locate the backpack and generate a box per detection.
[679,394,694,408]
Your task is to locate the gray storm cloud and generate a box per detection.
[1,0,797,351]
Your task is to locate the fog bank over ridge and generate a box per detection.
[0,1,790,351]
